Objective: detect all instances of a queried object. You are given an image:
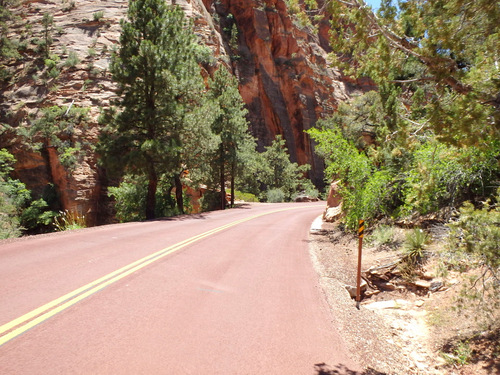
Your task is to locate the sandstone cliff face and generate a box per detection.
[1,0,364,224]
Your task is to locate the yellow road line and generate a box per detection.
[0,205,317,346]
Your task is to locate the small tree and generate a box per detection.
[258,135,312,201]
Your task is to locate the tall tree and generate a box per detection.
[100,1,204,218]
[326,0,500,146]
[207,66,251,209]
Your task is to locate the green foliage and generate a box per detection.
[367,225,396,248]
[441,341,472,366]
[0,0,21,66]
[403,141,500,215]
[400,228,430,280]
[63,50,79,68]
[234,190,257,202]
[447,192,500,320]
[41,13,53,58]
[308,125,389,229]
[0,148,22,238]
[53,209,86,231]
[21,198,57,230]
[325,0,500,146]
[93,11,104,22]
[108,174,178,222]
[100,1,206,219]
[309,89,500,230]
[108,177,147,222]
[0,149,58,236]
[21,105,90,170]
[265,188,285,203]
[256,135,313,202]
[403,228,430,260]
[206,66,253,209]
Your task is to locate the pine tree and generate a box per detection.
[326,0,500,145]
[207,66,252,209]
[100,1,204,219]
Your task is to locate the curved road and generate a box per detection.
[0,202,360,374]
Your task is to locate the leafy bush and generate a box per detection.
[108,175,179,222]
[447,191,500,320]
[265,188,285,203]
[0,180,22,238]
[19,105,90,171]
[21,198,58,231]
[0,149,58,236]
[108,178,147,222]
[234,190,258,202]
[403,141,500,215]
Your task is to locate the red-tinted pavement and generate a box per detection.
[0,202,361,374]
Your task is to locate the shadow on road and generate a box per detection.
[314,363,387,375]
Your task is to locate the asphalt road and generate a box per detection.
[0,202,360,374]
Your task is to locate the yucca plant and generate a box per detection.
[400,228,430,280]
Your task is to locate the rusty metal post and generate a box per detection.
[356,219,365,310]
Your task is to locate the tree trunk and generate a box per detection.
[146,166,157,220]
[220,146,226,210]
[174,173,184,214]
[230,161,235,208]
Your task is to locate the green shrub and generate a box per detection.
[367,225,396,247]
[447,191,500,320]
[93,11,104,21]
[64,50,80,68]
[21,198,58,231]
[403,141,500,215]
[265,188,285,203]
[234,190,258,202]
[108,175,179,222]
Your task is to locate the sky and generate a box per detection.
[364,0,381,10]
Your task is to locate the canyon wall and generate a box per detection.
[0,0,369,224]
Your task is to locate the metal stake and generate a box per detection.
[356,219,364,310]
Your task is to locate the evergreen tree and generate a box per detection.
[207,66,252,209]
[326,0,500,146]
[99,1,204,219]
[258,136,313,201]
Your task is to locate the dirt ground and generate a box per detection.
[308,220,500,375]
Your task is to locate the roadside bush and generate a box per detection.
[367,225,396,248]
[265,188,285,203]
[403,141,500,215]
[108,174,179,222]
[234,190,257,202]
[447,191,500,321]
[108,178,147,222]
[0,149,58,236]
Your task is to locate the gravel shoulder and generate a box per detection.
[307,220,483,375]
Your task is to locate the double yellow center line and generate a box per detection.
[0,205,317,346]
